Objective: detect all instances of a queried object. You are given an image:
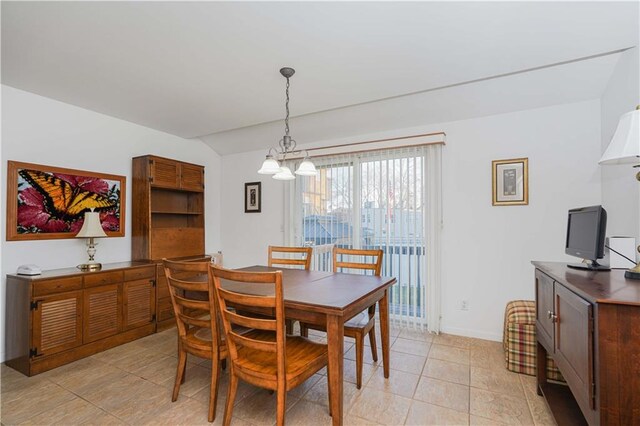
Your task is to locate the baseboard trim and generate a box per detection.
[439,326,502,342]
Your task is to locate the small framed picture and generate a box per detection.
[492,158,528,206]
[244,182,261,213]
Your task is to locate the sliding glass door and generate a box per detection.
[291,147,430,326]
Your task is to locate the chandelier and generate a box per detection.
[257,67,317,180]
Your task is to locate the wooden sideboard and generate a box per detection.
[533,262,640,425]
[5,261,156,376]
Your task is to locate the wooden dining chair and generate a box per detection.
[210,264,329,426]
[268,245,313,270]
[268,245,313,334]
[163,259,227,423]
[301,247,383,389]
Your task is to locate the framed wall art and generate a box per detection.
[492,157,529,206]
[6,161,126,240]
[244,182,261,213]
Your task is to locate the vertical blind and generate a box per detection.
[285,144,442,331]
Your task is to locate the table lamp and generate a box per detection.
[76,208,107,271]
[599,105,640,279]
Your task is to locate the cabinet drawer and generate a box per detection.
[84,271,123,288]
[33,277,83,296]
[158,297,175,322]
[124,266,155,282]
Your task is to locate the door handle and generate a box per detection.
[547,310,553,319]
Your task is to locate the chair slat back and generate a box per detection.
[333,248,383,276]
[210,265,285,368]
[268,246,312,270]
[163,259,221,346]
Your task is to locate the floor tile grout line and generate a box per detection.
[26,378,130,425]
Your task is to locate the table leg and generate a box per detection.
[327,314,344,426]
[379,289,390,378]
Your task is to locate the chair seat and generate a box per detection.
[186,324,250,347]
[235,330,328,382]
[345,311,370,328]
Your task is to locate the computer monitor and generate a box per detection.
[565,205,609,271]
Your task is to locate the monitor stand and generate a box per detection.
[567,260,611,271]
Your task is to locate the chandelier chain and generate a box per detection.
[284,77,290,137]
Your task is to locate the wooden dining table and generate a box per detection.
[224,266,397,426]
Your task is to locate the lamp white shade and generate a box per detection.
[295,158,318,176]
[76,210,107,238]
[599,108,640,165]
[257,156,281,174]
[273,166,295,180]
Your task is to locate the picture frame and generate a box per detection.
[244,181,262,213]
[492,157,528,206]
[6,161,126,240]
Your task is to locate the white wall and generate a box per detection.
[600,47,640,248]
[0,86,222,361]
[221,100,603,340]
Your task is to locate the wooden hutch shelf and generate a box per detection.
[132,155,208,330]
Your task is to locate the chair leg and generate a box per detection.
[326,363,332,417]
[208,354,220,422]
[223,370,239,426]
[355,334,364,389]
[173,349,187,401]
[285,319,294,335]
[276,386,287,426]
[369,325,379,362]
[300,324,309,338]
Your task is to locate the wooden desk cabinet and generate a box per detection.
[5,262,156,376]
[533,262,640,425]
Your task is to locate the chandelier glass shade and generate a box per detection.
[273,165,296,180]
[257,153,281,175]
[257,67,317,179]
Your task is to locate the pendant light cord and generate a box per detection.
[284,77,290,137]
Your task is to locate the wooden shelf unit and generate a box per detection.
[132,155,207,330]
[5,262,156,376]
[132,155,205,261]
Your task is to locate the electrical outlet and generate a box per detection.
[461,300,469,311]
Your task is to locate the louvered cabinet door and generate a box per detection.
[83,284,122,343]
[123,279,156,330]
[180,163,204,192]
[150,157,180,189]
[31,291,83,358]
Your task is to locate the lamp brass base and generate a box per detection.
[625,262,640,280]
[78,263,102,271]
[626,270,640,280]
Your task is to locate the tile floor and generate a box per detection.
[1,326,556,425]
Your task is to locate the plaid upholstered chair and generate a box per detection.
[503,300,564,381]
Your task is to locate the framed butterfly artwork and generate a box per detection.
[6,161,126,241]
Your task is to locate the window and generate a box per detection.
[287,145,442,330]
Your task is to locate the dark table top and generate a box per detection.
[222,266,397,314]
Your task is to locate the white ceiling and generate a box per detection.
[2,1,638,154]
